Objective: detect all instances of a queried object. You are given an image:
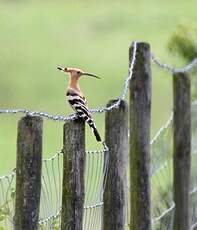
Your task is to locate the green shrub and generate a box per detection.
[168,24,197,61]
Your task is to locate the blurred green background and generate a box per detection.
[0,0,196,174]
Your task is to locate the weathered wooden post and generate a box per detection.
[173,72,191,230]
[61,119,85,230]
[104,99,129,230]
[15,116,43,230]
[129,42,151,230]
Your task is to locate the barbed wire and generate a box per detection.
[0,41,138,121]
[84,202,103,210]
[0,109,77,122]
[2,101,197,229]
[39,208,62,225]
[91,40,138,113]
[151,54,197,73]
[1,44,197,229]
[0,43,197,122]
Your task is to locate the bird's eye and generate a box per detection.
[77,71,80,74]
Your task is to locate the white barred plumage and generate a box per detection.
[67,91,101,141]
[57,66,101,142]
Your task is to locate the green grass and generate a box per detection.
[0,0,197,174]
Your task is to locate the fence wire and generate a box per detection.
[0,42,197,230]
[150,100,197,229]
[0,144,109,230]
[151,54,197,74]
[0,43,197,122]
[0,172,15,230]
[124,101,197,230]
[2,99,197,230]
[0,41,138,121]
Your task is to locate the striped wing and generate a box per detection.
[67,92,92,121]
[66,91,102,142]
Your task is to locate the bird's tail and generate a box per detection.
[88,122,101,142]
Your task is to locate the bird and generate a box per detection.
[57,67,102,142]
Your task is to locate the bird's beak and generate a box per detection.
[82,73,101,79]
[57,67,65,72]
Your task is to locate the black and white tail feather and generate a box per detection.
[67,91,101,142]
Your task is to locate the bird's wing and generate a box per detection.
[66,90,101,142]
[67,91,92,118]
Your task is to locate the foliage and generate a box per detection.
[167,24,197,98]
[168,24,197,61]
[0,187,15,230]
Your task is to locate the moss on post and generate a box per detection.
[129,42,151,230]
[61,119,85,230]
[173,72,191,230]
[104,99,129,230]
[14,116,43,230]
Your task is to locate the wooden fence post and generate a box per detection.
[61,119,85,230]
[104,99,129,230]
[129,42,151,230]
[173,72,191,230]
[15,116,43,230]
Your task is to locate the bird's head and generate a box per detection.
[57,67,100,79]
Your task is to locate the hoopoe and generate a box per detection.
[57,67,102,142]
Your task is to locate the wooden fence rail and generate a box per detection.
[0,40,192,230]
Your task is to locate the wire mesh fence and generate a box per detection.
[150,101,197,229]
[1,102,197,229]
[0,144,109,230]
[0,171,15,230]
[0,43,197,229]
[124,102,197,230]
